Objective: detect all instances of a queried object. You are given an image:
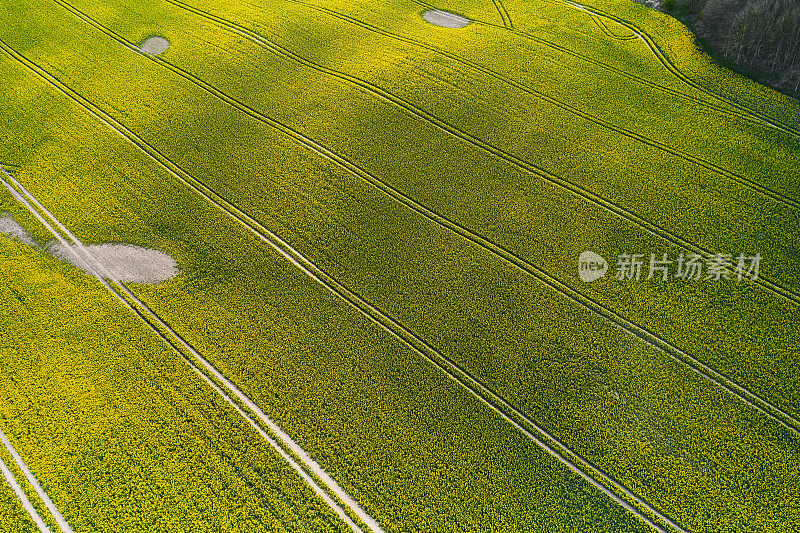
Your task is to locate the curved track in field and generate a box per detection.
[44,0,800,434]
[411,0,797,135]
[167,0,800,212]
[0,40,686,533]
[590,15,638,40]
[0,166,381,533]
[0,34,694,533]
[157,0,800,303]
[3,1,796,530]
[562,0,800,138]
[491,0,514,28]
[241,0,800,294]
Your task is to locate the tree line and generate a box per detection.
[665,0,800,98]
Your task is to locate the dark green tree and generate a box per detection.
[668,0,800,97]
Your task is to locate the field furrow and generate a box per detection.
[2,0,798,530]
[19,0,800,421]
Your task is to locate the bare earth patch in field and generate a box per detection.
[0,214,36,247]
[140,36,169,55]
[1,214,178,283]
[50,243,178,283]
[422,10,471,28]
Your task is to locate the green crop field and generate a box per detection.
[0,0,798,531]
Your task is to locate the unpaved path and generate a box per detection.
[140,36,169,54]
[0,165,381,533]
[49,242,178,283]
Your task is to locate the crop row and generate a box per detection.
[48,0,800,304]
[0,442,43,533]
[52,0,800,415]
[561,0,800,128]
[0,228,352,532]
[0,55,653,532]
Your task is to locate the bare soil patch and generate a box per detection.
[140,36,169,55]
[0,214,36,247]
[50,243,178,283]
[422,10,470,28]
